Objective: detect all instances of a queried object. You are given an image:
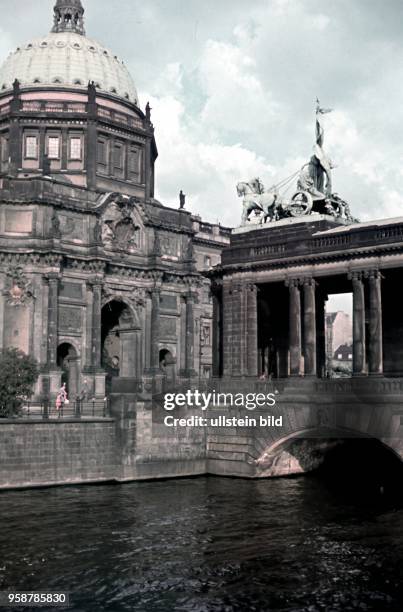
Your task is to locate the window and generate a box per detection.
[47,136,60,159]
[128,146,140,181]
[97,139,107,165]
[338,354,342,360]
[204,255,212,269]
[113,143,123,169]
[25,135,38,159]
[69,137,82,160]
[348,354,352,359]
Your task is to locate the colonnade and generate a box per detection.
[213,269,383,378]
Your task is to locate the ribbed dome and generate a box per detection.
[0,31,139,105]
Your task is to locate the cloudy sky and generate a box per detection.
[1,0,403,234]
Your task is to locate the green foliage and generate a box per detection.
[0,348,39,417]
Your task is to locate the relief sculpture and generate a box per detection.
[100,195,141,253]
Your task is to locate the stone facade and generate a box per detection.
[0,1,230,402]
[210,216,403,379]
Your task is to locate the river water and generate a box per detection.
[0,476,403,611]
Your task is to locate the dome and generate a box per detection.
[0,30,139,105]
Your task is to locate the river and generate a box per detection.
[0,476,403,611]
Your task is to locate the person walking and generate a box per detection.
[56,383,68,417]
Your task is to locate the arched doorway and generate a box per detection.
[101,300,142,392]
[57,343,79,399]
[159,349,176,384]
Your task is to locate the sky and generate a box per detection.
[4,0,401,317]
[1,0,403,232]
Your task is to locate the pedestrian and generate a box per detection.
[56,383,68,416]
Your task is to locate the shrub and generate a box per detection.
[0,348,39,417]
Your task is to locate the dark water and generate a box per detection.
[1,477,403,612]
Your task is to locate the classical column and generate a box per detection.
[149,288,161,371]
[91,282,102,370]
[84,283,94,369]
[287,279,301,376]
[47,275,59,368]
[246,283,259,377]
[303,278,317,376]
[184,290,196,376]
[222,282,233,377]
[315,290,327,378]
[211,283,222,377]
[367,270,383,375]
[351,272,366,375]
[231,283,243,376]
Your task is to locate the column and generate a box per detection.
[91,282,102,370]
[303,278,317,376]
[231,283,243,377]
[222,282,233,377]
[315,290,327,378]
[288,279,301,376]
[368,270,383,375]
[246,283,258,377]
[211,284,222,377]
[47,275,59,368]
[149,288,161,371]
[84,283,93,369]
[184,291,196,376]
[351,272,366,375]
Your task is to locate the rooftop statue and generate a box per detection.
[238,101,355,225]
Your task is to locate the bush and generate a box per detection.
[0,348,39,417]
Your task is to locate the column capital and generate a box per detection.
[246,282,259,294]
[348,270,364,281]
[302,277,317,288]
[364,269,384,280]
[285,278,300,288]
[86,279,103,291]
[43,273,61,284]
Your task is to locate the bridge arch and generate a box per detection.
[251,426,403,495]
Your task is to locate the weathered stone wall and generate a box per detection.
[0,419,116,489]
[1,378,403,489]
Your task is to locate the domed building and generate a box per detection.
[0,0,230,402]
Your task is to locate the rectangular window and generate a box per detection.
[114,144,123,169]
[69,137,82,160]
[25,135,38,159]
[97,139,107,165]
[47,136,60,159]
[128,146,141,182]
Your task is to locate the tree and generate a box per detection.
[0,348,39,417]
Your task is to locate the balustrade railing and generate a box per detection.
[0,398,110,420]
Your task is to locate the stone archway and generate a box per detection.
[57,342,79,399]
[101,300,142,392]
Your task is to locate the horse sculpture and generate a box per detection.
[237,178,280,225]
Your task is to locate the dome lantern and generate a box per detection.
[52,0,85,36]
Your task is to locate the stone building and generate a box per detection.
[0,0,230,400]
[325,310,352,373]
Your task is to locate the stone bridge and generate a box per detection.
[200,378,403,479]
